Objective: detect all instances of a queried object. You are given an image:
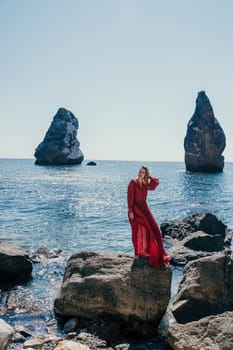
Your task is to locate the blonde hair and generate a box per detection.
[140,165,150,183]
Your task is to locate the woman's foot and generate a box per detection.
[164,255,171,263]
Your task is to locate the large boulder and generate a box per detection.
[0,319,14,350]
[54,251,172,337]
[34,107,84,165]
[167,311,233,350]
[161,212,232,267]
[184,91,226,172]
[0,241,32,282]
[161,212,228,241]
[172,251,233,323]
[168,231,222,267]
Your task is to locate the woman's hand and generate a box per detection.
[129,211,134,220]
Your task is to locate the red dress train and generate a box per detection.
[127,176,170,268]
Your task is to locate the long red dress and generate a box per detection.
[127,176,170,268]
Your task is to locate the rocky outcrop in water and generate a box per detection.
[54,251,172,337]
[34,108,84,165]
[161,212,227,241]
[167,231,227,266]
[161,212,232,266]
[0,241,32,282]
[172,251,233,323]
[86,161,97,166]
[184,91,226,172]
[167,311,233,350]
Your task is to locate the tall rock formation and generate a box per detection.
[184,91,226,172]
[34,108,84,165]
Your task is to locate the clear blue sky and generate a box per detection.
[1,0,233,161]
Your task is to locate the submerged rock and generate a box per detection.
[54,251,171,337]
[0,241,32,282]
[184,91,226,172]
[86,161,97,166]
[167,311,233,350]
[34,107,84,165]
[31,246,63,264]
[172,251,233,323]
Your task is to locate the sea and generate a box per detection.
[0,159,233,345]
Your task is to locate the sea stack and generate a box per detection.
[184,91,226,172]
[34,108,84,165]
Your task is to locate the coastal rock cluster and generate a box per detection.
[0,212,232,349]
[161,212,232,266]
[184,91,226,172]
[172,252,233,323]
[34,107,84,165]
[162,212,233,349]
[166,251,233,349]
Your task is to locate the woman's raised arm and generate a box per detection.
[147,176,159,190]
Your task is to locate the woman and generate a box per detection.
[127,166,170,268]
